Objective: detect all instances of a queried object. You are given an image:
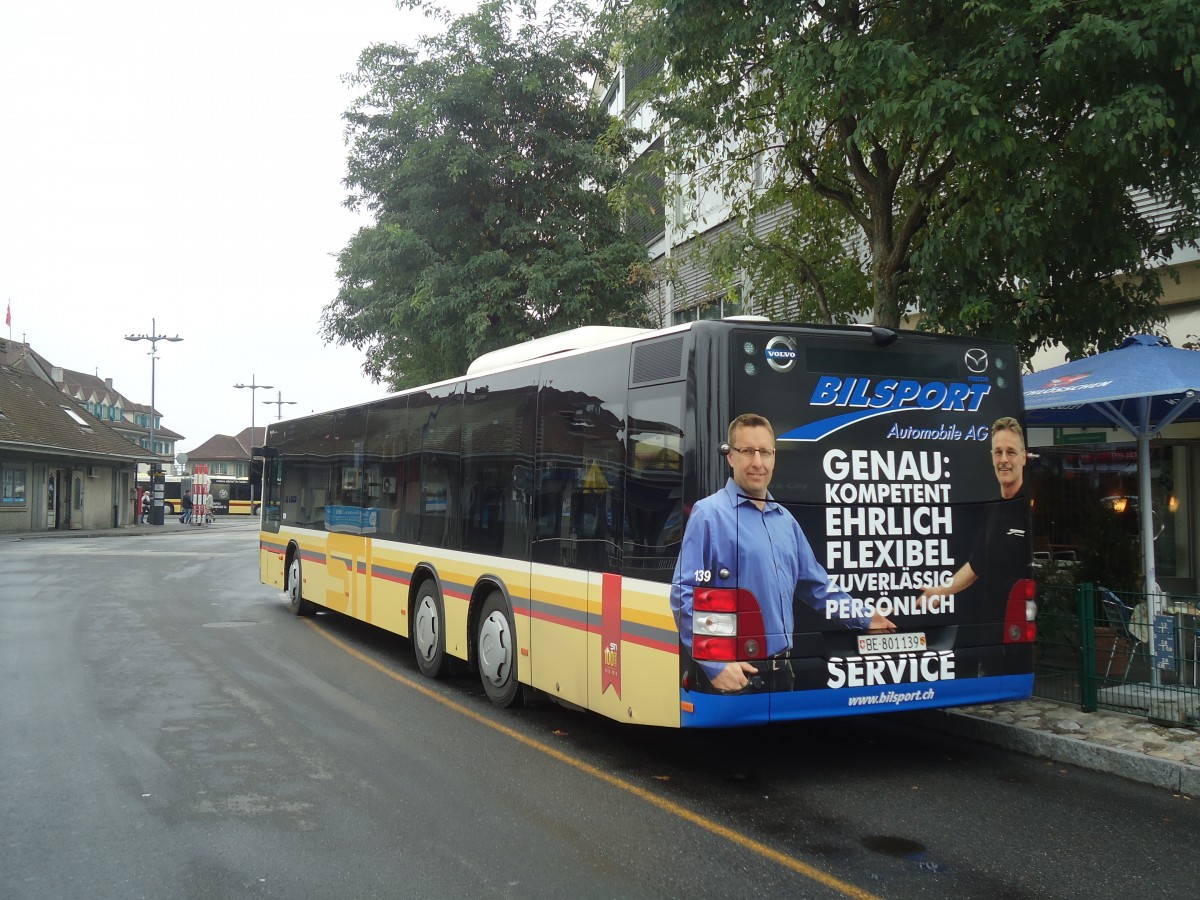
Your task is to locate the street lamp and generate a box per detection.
[125,318,183,525]
[233,375,273,480]
[263,390,298,421]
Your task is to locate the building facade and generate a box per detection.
[181,427,264,481]
[0,349,142,533]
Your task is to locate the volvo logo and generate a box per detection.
[765,336,798,373]
[964,348,989,373]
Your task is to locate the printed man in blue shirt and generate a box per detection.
[671,413,895,692]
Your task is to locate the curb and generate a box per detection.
[6,520,259,542]
[916,708,1200,795]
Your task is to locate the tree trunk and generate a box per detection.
[870,236,902,329]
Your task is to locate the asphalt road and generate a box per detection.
[3,527,1198,899]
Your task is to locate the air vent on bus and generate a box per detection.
[631,335,685,385]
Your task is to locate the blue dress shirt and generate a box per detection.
[671,478,864,679]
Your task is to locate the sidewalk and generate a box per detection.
[916,697,1200,795]
[8,521,1200,793]
[6,516,258,540]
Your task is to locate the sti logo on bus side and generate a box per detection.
[810,376,991,413]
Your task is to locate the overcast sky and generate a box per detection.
[1,0,475,454]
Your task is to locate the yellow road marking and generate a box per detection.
[307,620,881,900]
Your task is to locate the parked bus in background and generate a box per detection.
[254,320,1035,728]
[209,478,260,516]
[135,473,185,515]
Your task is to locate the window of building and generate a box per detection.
[670,292,743,325]
[2,465,27,506]
[624,137,665,246]
[1029,442,1192,585]
[623,51,661,103]
[61,405,92,428]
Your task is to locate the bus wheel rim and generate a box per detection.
[478,610,511,687]
[289,560,301,608]
[414,596,438,660]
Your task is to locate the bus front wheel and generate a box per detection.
[412,582,449,679]
[477,592,521,708]
[288,556,314,617]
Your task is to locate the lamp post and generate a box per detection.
[232,374,273,472]
[125,318,183,525]
[263,390,298,421]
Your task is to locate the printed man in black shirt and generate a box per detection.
[920,416,1029,607]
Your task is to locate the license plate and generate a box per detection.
[856,631,927,655]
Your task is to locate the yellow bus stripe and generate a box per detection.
[306,620,880,900]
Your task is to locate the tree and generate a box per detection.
[605,0,1200,360]
[324,0,652,389]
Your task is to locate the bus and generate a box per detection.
[136,473,186,515]
[255,320,1035,727]
[209,478,260,516]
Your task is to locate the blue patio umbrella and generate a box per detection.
[1023,334,1200,626]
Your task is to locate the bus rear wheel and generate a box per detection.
[477,592,522,707]
[288,556,314,617]
[412,582,449,678]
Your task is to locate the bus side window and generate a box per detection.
[263,460,282,530]
[363,396,407,540]
[463,371,537,558]
[534,349,628,571]
[625,386,684,583]
[409,386,463,549]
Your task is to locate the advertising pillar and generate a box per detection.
[151,468,165,526]
[194,464,210,525]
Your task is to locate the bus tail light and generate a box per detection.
[693,587,768,660]
[1003,578,1038,643]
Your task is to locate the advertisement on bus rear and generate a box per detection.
[671,328,1031,712]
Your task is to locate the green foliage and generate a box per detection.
[604,0,1200,359]
[324,0,652,389]
[1034,564,1082,648]
[707,194,873,325]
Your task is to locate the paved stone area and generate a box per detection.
[921,697,1200,795]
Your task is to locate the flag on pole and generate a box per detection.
[4,301,9,328]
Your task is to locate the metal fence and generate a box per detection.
[1033,580,1200,728]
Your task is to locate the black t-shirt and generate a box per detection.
[968,488,1030,604]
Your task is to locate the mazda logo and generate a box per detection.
[964,348,988,373]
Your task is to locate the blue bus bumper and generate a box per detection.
[680,673,1035,728]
